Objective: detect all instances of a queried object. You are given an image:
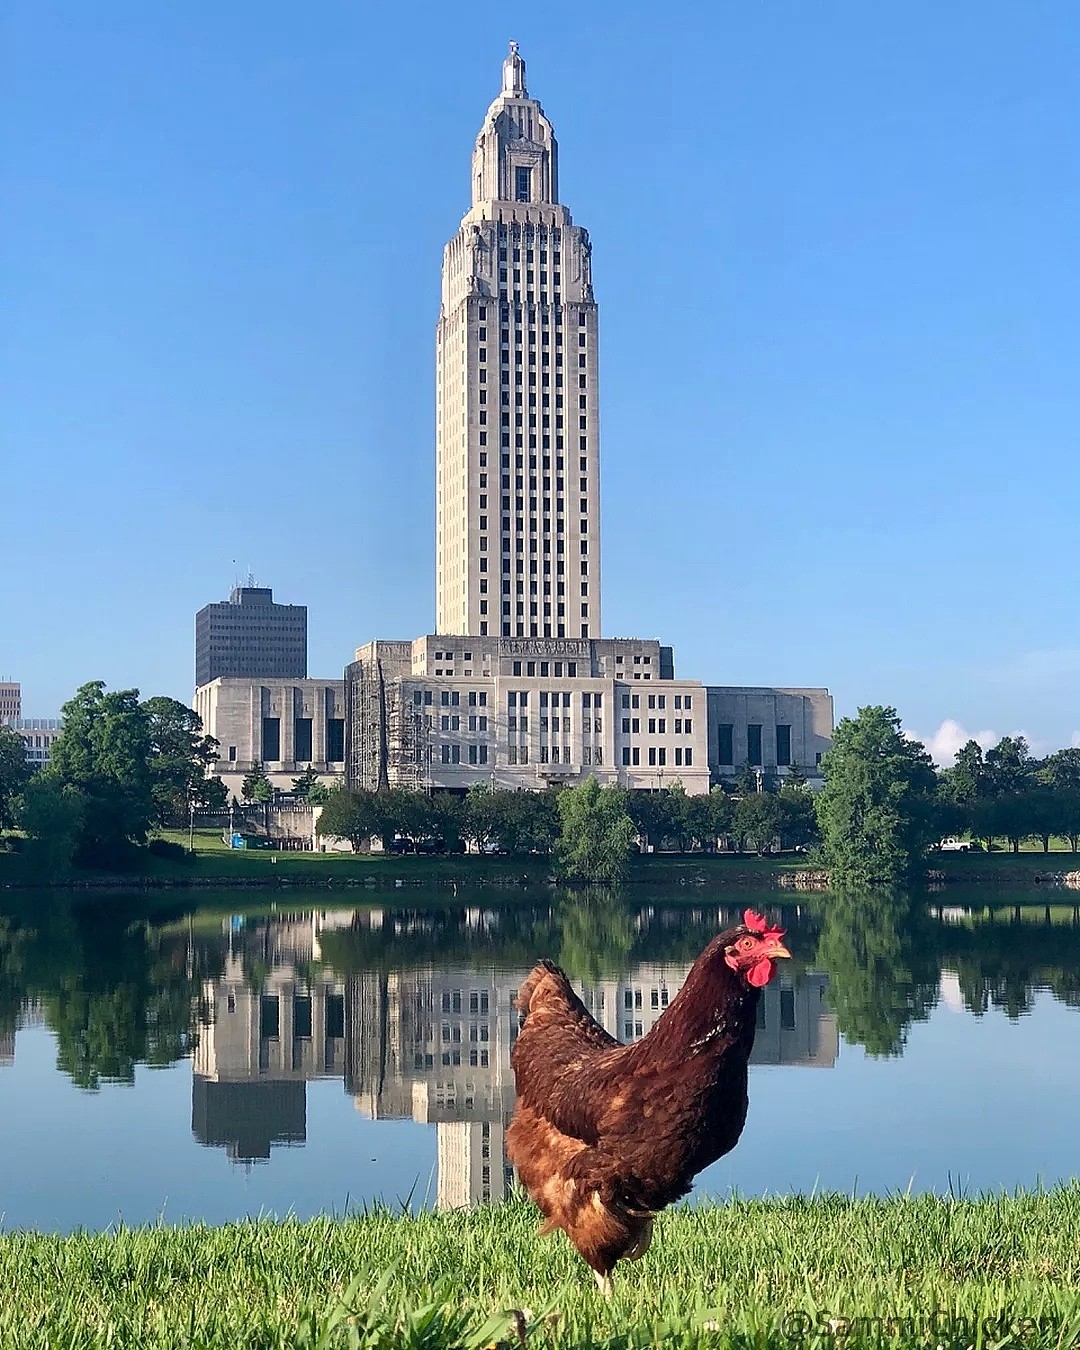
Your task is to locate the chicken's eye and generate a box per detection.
[739,937,754,949]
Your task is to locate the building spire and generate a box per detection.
[501,40,527,97]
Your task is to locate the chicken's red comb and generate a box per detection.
[744,909,786,938]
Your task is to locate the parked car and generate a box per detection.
[387,836,416,854]
[415,837,447,855]
[936,837,983,852]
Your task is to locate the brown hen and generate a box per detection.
[506,909,790,1295]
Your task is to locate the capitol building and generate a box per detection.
[196,45,832,798]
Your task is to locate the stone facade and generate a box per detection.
[345,634,709,795]
[436,43,601,640]
[194,678,345,796]
[706,687,834,785]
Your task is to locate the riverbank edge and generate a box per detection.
[3,855,1079,893]
[2,1190,1078,1349]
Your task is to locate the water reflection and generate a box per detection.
[188,908,837,1204]
[2,891,1080,1223]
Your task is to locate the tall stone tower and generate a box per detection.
[435,43,601,640]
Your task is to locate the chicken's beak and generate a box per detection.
[767,941,792,960]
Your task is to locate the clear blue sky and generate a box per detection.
[6,2,1079,760]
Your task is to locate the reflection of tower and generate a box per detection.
[192,947,347,1163]
[345,964,518,1207]
[437,1118,515,1209]
[0,1030,14,1067]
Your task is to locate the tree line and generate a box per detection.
[0,682,225,870]
[816,706,1080,888]
[315,774,820,882]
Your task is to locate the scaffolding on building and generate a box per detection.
[384,680,431,793]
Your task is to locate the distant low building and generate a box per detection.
[706,687,834,785]
[0,683,20,722]
[4,717,64,770]
[194,678,346,797]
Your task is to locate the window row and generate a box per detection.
[621,747,694,767]
[439,744,490,765]
[412,689,489,707]
[620,689,685,710]
[715,723,793,767]
[619,717,692,736]
[509,660,579,678]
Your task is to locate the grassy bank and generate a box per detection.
[0,829,810,891]
[4,828,1079,893]
[2,1190,1078,1348]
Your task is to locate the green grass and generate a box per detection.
[2,1190,1079,1347]
[0,828,813,890]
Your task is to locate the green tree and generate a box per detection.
[18,777,87,876]
[815,706,938,886]
[191,774,228,811]
[731,761,759,795]
[625,789,673,852]
[0,725,30,833]
[1040,750,1080,851]
[556,776,636,883]
[290,765,321,798]
[776,783,819,851]
[784,761,809,790]
[48,681,155,864]
[315,787,381,852]
[143,696,219,824]
[241,763,274,842]
[985,735,1034,796]
[941,739,990,807]
[664,781,694,852]
[683,786,732,852]
[463,783,501,851]
[732,791,784,855]
[241,763,273,804]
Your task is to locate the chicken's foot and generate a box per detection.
[592,1270,614,1299]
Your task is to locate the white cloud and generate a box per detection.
[912,719,998,768]
[911,720,1059,766]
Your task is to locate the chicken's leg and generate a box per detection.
[592,1270,613,1299]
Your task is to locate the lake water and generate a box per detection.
[2,887,1078,1232]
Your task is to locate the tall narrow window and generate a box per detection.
[327,718,345,761]
[262,717,281,762]
[747,724,763,767]
[515,166,531,202]
[776,724,792,767]
[717,724,734,765]
[294,717,312,762]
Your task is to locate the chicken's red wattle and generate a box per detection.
[747,959,775,988]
